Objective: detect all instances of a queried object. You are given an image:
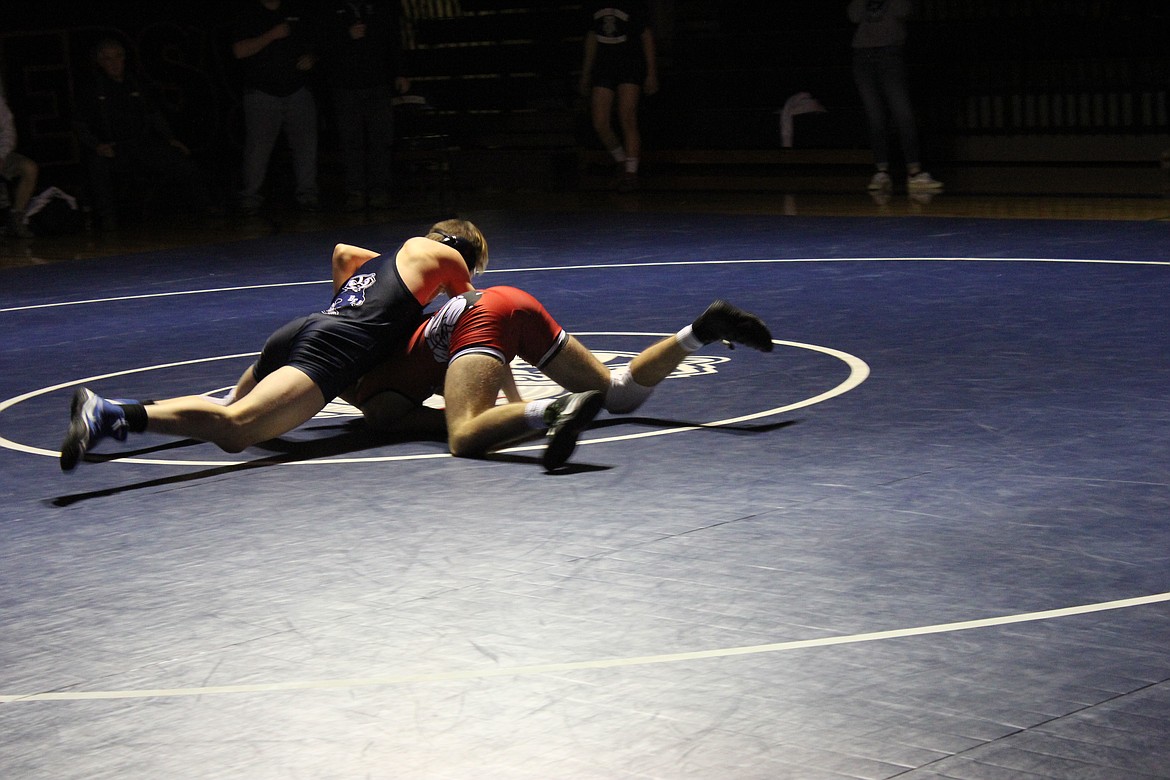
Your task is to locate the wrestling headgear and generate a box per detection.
[436,230,481,276]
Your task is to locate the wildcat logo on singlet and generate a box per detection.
[323,273,376,315]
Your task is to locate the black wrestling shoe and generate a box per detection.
[692,300,775,352]
[60,388,129,471]
[542,390,604,472]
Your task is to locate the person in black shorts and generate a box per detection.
[59,219,488,470]
[579,2,658,191]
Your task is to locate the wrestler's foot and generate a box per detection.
[542,390,604,472]
[692,300,775,352]
[60,388,129,471]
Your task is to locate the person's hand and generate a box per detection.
[395,76,411,94]
[168,138,191,156]
[96,143,116,158]
[349,21,367,39]
[643,73,659,96]
[268,22,292,41]
[296,54,317,72]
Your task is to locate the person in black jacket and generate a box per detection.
[326,1,410,211]
[73,38,213,231]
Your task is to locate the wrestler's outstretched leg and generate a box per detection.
[60,366,325,470]
[543,300,774,416]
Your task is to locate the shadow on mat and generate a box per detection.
[47,423,446,507]
[48,418,796,506]
[425,417,796,474]
[249,421,446,456]
[590,416,799,435]
[477,451,613,475]
[50,455,299,507]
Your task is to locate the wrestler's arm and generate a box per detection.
[397,237,474,302]
[501,365,522,403]
[331,243,381,295]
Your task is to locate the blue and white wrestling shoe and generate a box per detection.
[60,388,130,471]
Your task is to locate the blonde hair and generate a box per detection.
[426,218,489,276]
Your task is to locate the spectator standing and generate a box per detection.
[0,87,38,238]
[847,0,942,193]
[579,1,658,192]
[326,0,410,212]
[232,0,322,214]
[73,38,214,231]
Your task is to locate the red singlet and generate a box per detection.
[350,285,567,405]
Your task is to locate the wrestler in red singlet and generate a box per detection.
[350,286,568,407]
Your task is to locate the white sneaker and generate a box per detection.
[866,171,892,191]
[907,171,944,191]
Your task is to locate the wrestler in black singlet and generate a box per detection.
[252,252,424,401]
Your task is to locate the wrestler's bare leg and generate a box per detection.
[627,337,689,386]
[540,336,612,394]
[543,333,686,400]
[146,366,325,453]
[443,354,535,457]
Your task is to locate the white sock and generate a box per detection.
[675,325,703,352]
[609,145,627,163]
[625,157,639,174]
[523,398,555,429]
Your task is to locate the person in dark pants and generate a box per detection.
[232,0,322,214]
[326,1,410,211]
[73,38,214,231]
[847,0,942,194]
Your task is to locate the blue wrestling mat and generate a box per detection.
[2,211,1169,779]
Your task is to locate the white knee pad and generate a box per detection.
[605,367,654,414]
[202,388,235,406]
